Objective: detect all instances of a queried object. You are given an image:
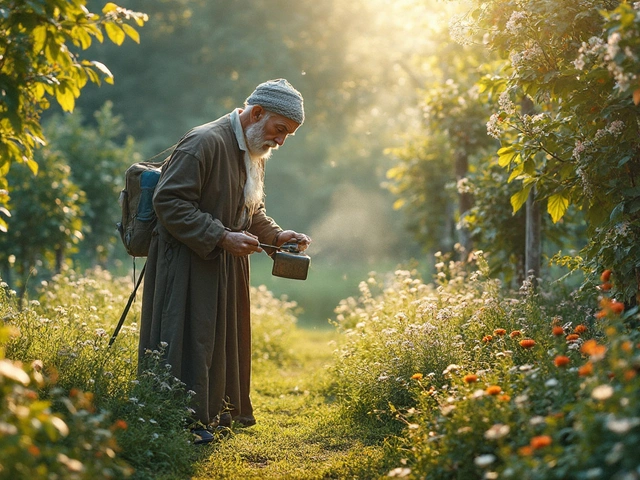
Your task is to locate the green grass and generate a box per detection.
[192,329,399,479]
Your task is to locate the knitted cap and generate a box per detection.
[245,79,305,125]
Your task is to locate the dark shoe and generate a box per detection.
[216,412,232,428]
[234,415,256,427]
[192,427,215,445]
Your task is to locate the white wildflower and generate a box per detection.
[592,384,614,401]
[474,454,496,467]
[485,423,510,440]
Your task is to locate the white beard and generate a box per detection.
[243,111,275,210]
[243,153,265,211]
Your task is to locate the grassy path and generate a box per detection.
[192,328,393,479]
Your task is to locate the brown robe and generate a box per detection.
[138,113,281,425]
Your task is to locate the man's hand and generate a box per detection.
[219,231,262,256]
[276,230,312,251]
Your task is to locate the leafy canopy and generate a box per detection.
[0,1,147,232]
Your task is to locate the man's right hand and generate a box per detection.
[219,231,263,256]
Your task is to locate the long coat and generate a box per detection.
[138,113,281,425]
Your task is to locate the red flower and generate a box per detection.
[554,355,570,367]
[552,326,564,336]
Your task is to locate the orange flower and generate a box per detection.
[510,330,522,338]
[113,419,128,430]
[463,374,478,383]
[483,335,493,343]
[566,334,580,342]
[519,339,536,349]
[411,373,423,380]
[494,328,507,336]
[578,362,594,376]
[610,300,624,314]
[574,325,588,334]
[498,394,511,402]
[624,370,636,381]
[554,355,570,367]
[621,341,633,353]
[518,445,534,456]
[530,435,552,449]
[486,385,502,395]
[601,269,612,282]
[595,310,608,319]
[581,339,607,359]
[600,282,612,291]
[27,445,40,456]
[552,326,564,336]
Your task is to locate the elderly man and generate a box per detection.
[138,79,311,444]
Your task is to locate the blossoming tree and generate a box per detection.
[457,0,640,300]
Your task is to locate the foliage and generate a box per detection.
[0,0,147,231]
[458,0,640,301]
[1,266,302,477]
[330,251,640,479]
[0,147,84,299]
[0,281,133,479]
[44,103,141,266]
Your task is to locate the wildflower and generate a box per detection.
[606,415,640,434]
[591,384,614,401]
[494,328,507,336]
[411,373,423,380]
[623,370,636,381]
[464,374,478,383]
[574,325,588,334]
[518,445,534,456]
[113,419,128,430]
[485,423,510,440]
[621,341,633,352]
[510,330,522,338]
[388,467,412,478]
[601,269,612,282]
[530,435,552,449]
[27,444,40,456]
[483,335,493,343]
[552,326,564,336]
[545,378,559,388]
[474,454,496,467]
[600,282,612,291]
[554,355,570,367]
[498,394,511,402]
[581,339,607,360]
[486,385,502,395]
[578,362,593,376]
[519,339,536,349]
[566,334,580,342]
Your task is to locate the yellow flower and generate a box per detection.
[411,373,423,380]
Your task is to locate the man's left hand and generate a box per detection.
[276,230,311,251]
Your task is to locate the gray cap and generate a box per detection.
[245,79,305,125]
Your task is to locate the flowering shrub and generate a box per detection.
[1,267,300,478]
[331,253,640,479]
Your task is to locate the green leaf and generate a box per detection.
[26,159,39,175]
[510,184,533,214]
[105,22,125,46]
[102,2,119,13]
[547,192,569,223]
[55,86,75,112]
[121,23,140,44]
[497,146,517,167]
[32,25,48,54]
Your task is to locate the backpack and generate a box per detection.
[116,158,169,257]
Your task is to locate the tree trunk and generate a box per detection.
[525,186,541,283]
[455,149,473,258]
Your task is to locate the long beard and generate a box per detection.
[243,154,265,211]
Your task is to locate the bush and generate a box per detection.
[330,252,640,479]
